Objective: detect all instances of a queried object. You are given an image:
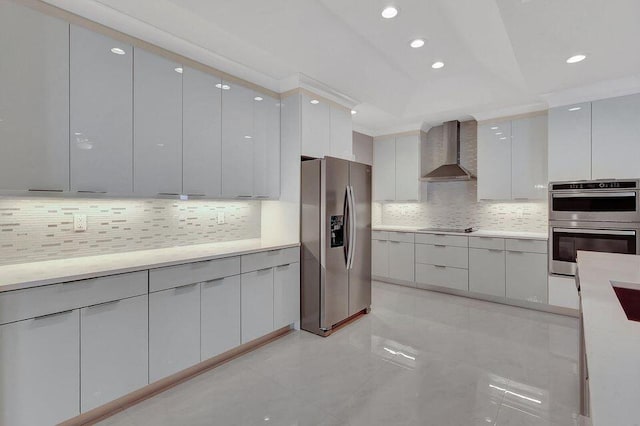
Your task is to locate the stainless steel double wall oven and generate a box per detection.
[549,179,640,276]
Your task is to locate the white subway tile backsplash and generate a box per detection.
[0,197,261,266]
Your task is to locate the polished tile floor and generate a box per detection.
[99,282,580,426]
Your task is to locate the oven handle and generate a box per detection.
[552,192,636,198]
[553,228,637,236]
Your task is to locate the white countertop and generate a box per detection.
[372,225,547,240]
[0,239,300,293]
[577,251,640,426]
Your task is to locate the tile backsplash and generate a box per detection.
[0,197,261,266]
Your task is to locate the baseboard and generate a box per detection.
[373,277,579,318]
[59,325,293,426]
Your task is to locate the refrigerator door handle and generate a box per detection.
[343,185,351,268]
[347,185,357,270]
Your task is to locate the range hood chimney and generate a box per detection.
[422,120,473,182]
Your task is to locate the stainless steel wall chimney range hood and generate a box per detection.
[422,120,474,182]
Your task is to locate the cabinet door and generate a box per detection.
[388,241,414,282]
[372,239,389,277]
[469,248,506,297]
[182,66,222,197]
[80,295,148,412]
[477,122,511,200]
[70,26,133,194]
[274,262,300,329]
[149,284,200,382]
[221,80,254,198]
[395,134,420,201]
[253,92,280,198]
[548,275,579,310]
[548,103,591,182]
[133,48,182,195]
[592,93,640,179]
[0,2,69,191]
[0,310,79,426]
[511,115,548,200]
[373,137,396,201]
[330,105,353,160]
[300,93,331,158]
[506,251,548,303]
[241,268,274,343]
[201,275,241,360]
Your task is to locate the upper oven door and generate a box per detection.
[549,221,640,276]
[549,190,640,222]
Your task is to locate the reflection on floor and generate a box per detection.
[99,281,580,426]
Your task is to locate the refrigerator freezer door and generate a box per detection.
[349,162,372,315]
[321,157,351,330]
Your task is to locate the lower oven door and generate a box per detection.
[549,221,640,276]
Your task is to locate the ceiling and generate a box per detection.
[46,0,640,135]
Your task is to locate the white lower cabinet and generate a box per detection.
[0,309,80,426]
[274,263,300,329]
[149,284,201,382]
[469,248,506,297]
[372,239,389,277]
[241,268,275,343]
[201,275,241,360]
[388,241,415,283]
[80,295,148,412]
[416,264,468,291]
[549,275,579,310]
[506,251,548,303]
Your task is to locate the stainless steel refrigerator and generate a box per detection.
[300,157,371,336]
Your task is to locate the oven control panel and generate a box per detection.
[551,180,639,191]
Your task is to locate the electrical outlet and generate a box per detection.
[217,211,225,224]
[73,214,87,232]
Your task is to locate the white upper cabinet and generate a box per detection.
[70,25,133,194]
[301,93,331,159]
[221,80,254,198]
[394,134,420,201]
[477,121,512,200]
[511,115,548,200]
[253,92,280,199]
[330,106,353,160]
[182,66,222,197]
[133,49,183,195]
[373,137,396,201]
[591,93,640,180]
[548,102,592,182]
[0,2,69,192]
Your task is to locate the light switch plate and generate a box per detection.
[217,211,225,224]
[73,214,87,232]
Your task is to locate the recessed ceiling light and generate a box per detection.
[110,47,126,55]
[490,126,499,130]
[174,67,183,74]
[254,96,263,101]
[410,39,425,48]
[221,84,230,90]
[351,110,357,115]
[381,6,398,19]
[310,99,320,104]
[431,61,444,69]
[499,137,507,140]
[495,132,503,135]
[244,135,252,139]
[568,106,582,111]
[566,54,586,64]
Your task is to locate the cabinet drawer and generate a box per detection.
[0,271,147,325]
[505,238,547,254]
[415,233,468,247]
[372,231,389,241]
[415,244,468,269]
[387,231,414,243]
[150,257,240,292]
[469,236,505,250]
[241,247,299,273]
[415,264,468,291]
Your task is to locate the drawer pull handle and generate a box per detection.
[255,195,270,199]
[28,188,64,193]
[175,282,199,292]
[88,299,120,309]
[434,244,446,248]
[186,193,205,197]
[508,250,524,254]
[77,190,107,194]
[203,278,225,286]
[257,267,272,273]
[434,265,447,269]
[33,310,73,321]
[276,263,291,269]
[236,195,253,198]
[488,249,503,253]
[158,192,181,196]
[434,234,446,236]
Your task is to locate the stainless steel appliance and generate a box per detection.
[300,157,371,336]
[549,179,640,275]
